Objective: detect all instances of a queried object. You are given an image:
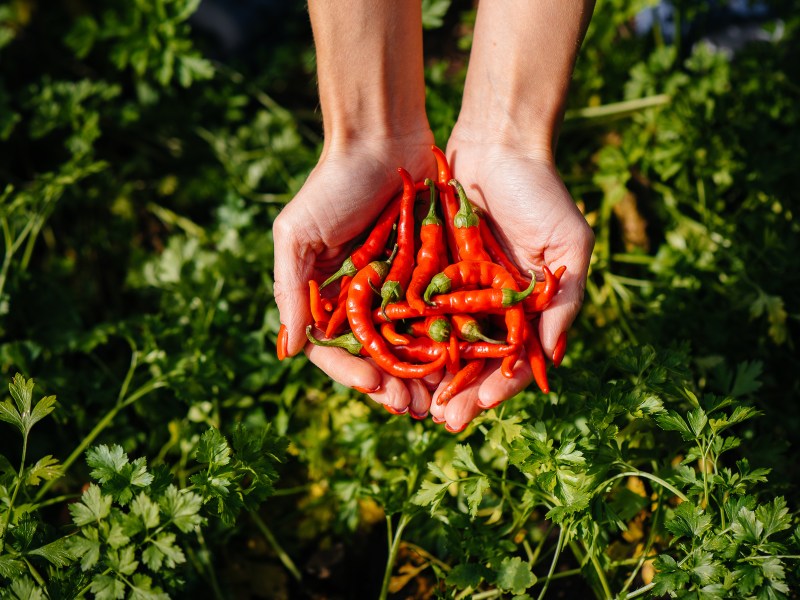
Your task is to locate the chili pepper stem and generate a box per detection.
[305,325,363,355]
[320,256,356,289]
[448,179,480,229]
[502,271,537,306]
[424,273,452,304]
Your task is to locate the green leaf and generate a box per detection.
[652,554,690,595]
[5,576,45,600]
[27,537,75,567]
[195,428,231,466]
[446,563,491,589]
[86,444,128,483]
[69,484,112,526]
[28,394,56,428]
[90,574,125,600]
[0,399,23,433]
[655,411,695,441]
[732,506,763,545]
[729,361,763,397]
[665,502,713,539]
[142,532,185,571]
[69,526,102,571]
[0,555,26,579]
[687,408,708,437]
[159,485,203,533]
[421,0,451,29]
[485,413,524,450]
[24,455,63,486]
[756,497,792,539]
[8,373,33,415]
[130,491,160,529]
[495,556,536,595]
[463,476,490,517]
[453,444,482,475]
[411,480,450,514]
[128,573,170,600]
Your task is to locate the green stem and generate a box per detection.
[536,525,566,600]
[0,432,29,552]
[594,471,689,503]
[623,582,655,599]
[619,488,663,595]
[378,512,412,600]
[585,542,612,600]
[563,94,671,125]
[251,511,302,582]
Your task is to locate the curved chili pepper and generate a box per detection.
[500,303,526,378]
[451,314,504,344]
[447,332,460,374]
[305,325,366,356]
[373,301,449,322]
[347,258,447,378]
[529,265,558,312]
[428,275,536,314]
[392,337,447,363]
[406,179,445,312]
[325,275,352,337]
[437,359,485,405]
[380,322,411,346]
[380,168,417,317]
[459,341,518,359]
[431,146,459,259]
[523,321,550,393]
[309,280,330,328]
[448,179,492,262]
[320,193,402,289]
[424,260,518,303]
[408,316,451,343]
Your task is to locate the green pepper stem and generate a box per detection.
[424,273,452,304]
[502,271,537,306]
[422,179,442,226]
[321,256,356,289]
[448,179,479,229]
[305,325,363,355]
[428,318,451,343]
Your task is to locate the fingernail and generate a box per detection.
[353,384,381,394]
[445,423,467,434]
[431,416,445,424]
[553,331,567,368]
[383,405,408,416]
[277,324,288,361]
[410,410,428,420]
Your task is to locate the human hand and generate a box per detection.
[273,133,443,417]
[428,138,595,431]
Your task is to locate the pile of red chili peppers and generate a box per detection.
[290,146,565,408]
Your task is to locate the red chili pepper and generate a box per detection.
[500,303,527,378]
[424,260,518,303]
[529,265,558,312]
[380,168,417,317]
[380,322,411,346]
[408,316,451,343]
[448,179,492,262]
[347,257,447,378]
[428,276,536,314]
[309,280,330,328]
[431,146,460,259]
[437,359,485,405]
[325,275,352,337]
[447,332,460,373]
[523,321,550,393]
[372,301,449,322]
[392,337,447,363]
[459,341,518,359]
[320,193,401,289]
[406,179,446,312]
[451,314,504,344]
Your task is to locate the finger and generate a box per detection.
[408,379,432,420]
[274,209,316,358]
[366,362,412,415]
[538,266,585,358]
[443,385,483,433]
[477,357,533,409]
[429,372,453,424]
[304,344,382,394]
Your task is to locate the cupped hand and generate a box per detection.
[273,133,440,416]
[428,138,595,431]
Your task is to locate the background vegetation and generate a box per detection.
[1,0,798,598]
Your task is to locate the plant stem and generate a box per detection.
[594,471,689,503]
[536,525,565,600]
[251,510,302,582]
[563,94,671,126]
[378,512,412,600]
[622,582,655,599]
[585,542,612,600]
[0,431,29,552]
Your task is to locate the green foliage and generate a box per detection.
[1,0,798,598]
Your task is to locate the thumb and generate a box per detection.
[273,216,314,359]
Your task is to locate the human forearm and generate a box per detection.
[456,0,595,158]
[309,0,429,146]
